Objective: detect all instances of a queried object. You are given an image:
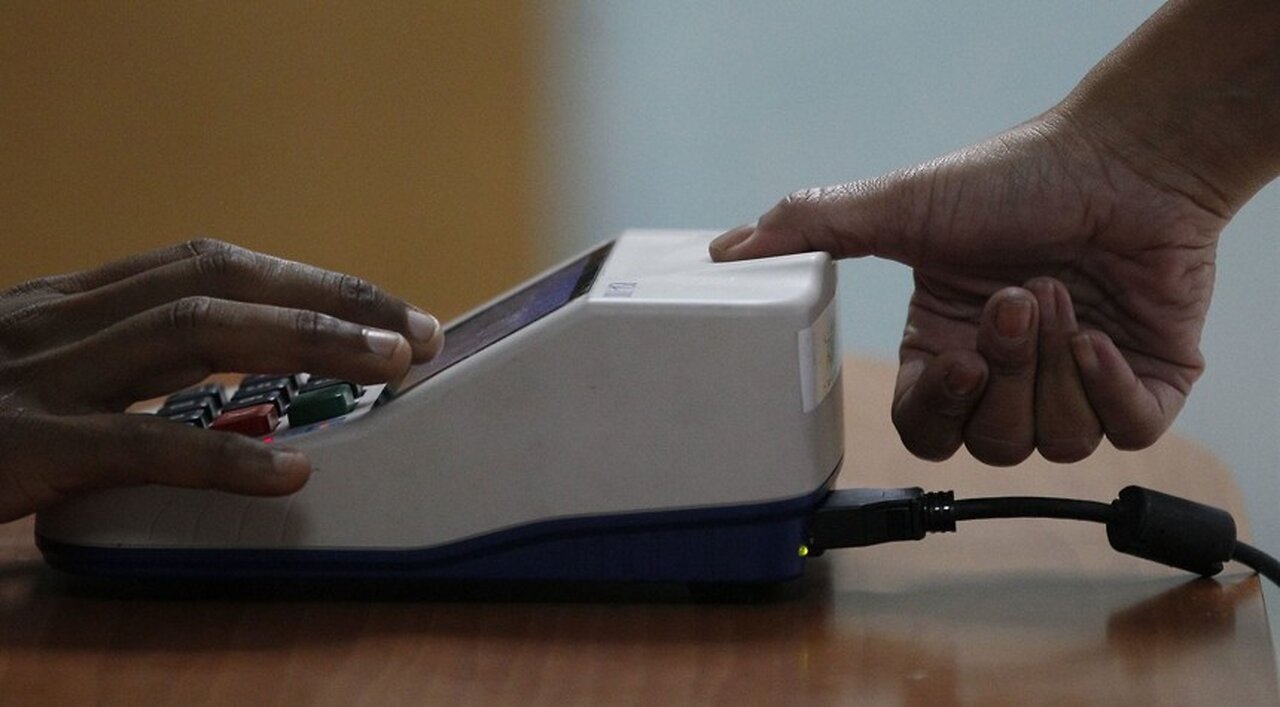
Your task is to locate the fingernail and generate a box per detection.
[945,364,982,397]
[1071,334,1099,371]
[271,449,311,476]
[996,298,1032,340]
[406,309,439,343]
[364,328,404,358]
[423,325,445,360]
[709,226,754,259]
[1031,281,1058,328]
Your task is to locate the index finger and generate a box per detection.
[7,242,443,362]
[7,238,222,297]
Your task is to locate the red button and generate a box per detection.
[210,403,279,437]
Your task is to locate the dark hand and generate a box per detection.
[0,239,444,521]
[711,114,1225,465]
[711,0,1280,467]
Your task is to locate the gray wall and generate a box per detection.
[540,0,1280,648]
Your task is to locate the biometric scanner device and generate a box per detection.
[36,230,844,585]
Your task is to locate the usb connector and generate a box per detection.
[805,485,1278,586]
[806,487,954,553]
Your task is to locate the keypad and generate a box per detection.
[289,381,359,427]
[157,396,219,423]
[210,402,279,436]
[235,379,295,406]
[163,408,214,428]
[166,382,227,407]
[224,389,287,416]
[156,373,366,437]
[242,373,301,393]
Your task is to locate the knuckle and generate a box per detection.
[293,309,341,344]
[892,410,961,463]
[900,431,959,463]
[917,446,959,463]
[1037,436,1101,463]
[766,188,820,226]
[1108,424,1161,451]
[182,237,234,256]
[193,244,257,281]
[0,302,48,328]
[334,272,387,314]
[0,408,39,447]
[965,433,1033,467]
[974,448,1032,467]
[765,185,864,256]
[2,275,61,299]
[0,302,51,354]
[166,296,217,331]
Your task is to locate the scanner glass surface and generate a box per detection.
[386,240,613,398]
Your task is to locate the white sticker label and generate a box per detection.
[798,298,841,413]
[604,281,638,298]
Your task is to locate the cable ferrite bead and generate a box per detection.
[1106,485,1237,577]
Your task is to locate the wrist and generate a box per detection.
[1055,0,1280,217]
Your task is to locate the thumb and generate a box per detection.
[0,411,310,522]
[709,172,929,265]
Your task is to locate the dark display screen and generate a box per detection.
[384,241,613,398]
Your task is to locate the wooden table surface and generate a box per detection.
[1,357,1275,705]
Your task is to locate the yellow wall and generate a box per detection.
[0,1,537,320]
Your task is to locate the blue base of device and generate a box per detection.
[38,467,839,585]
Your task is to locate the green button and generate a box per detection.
[287,383,357,427]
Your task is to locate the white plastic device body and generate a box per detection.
[36,230,844,583]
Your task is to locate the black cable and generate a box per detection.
[1233,541,1280,586]
[807,485,1280,585]
[953,496,1114,524]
